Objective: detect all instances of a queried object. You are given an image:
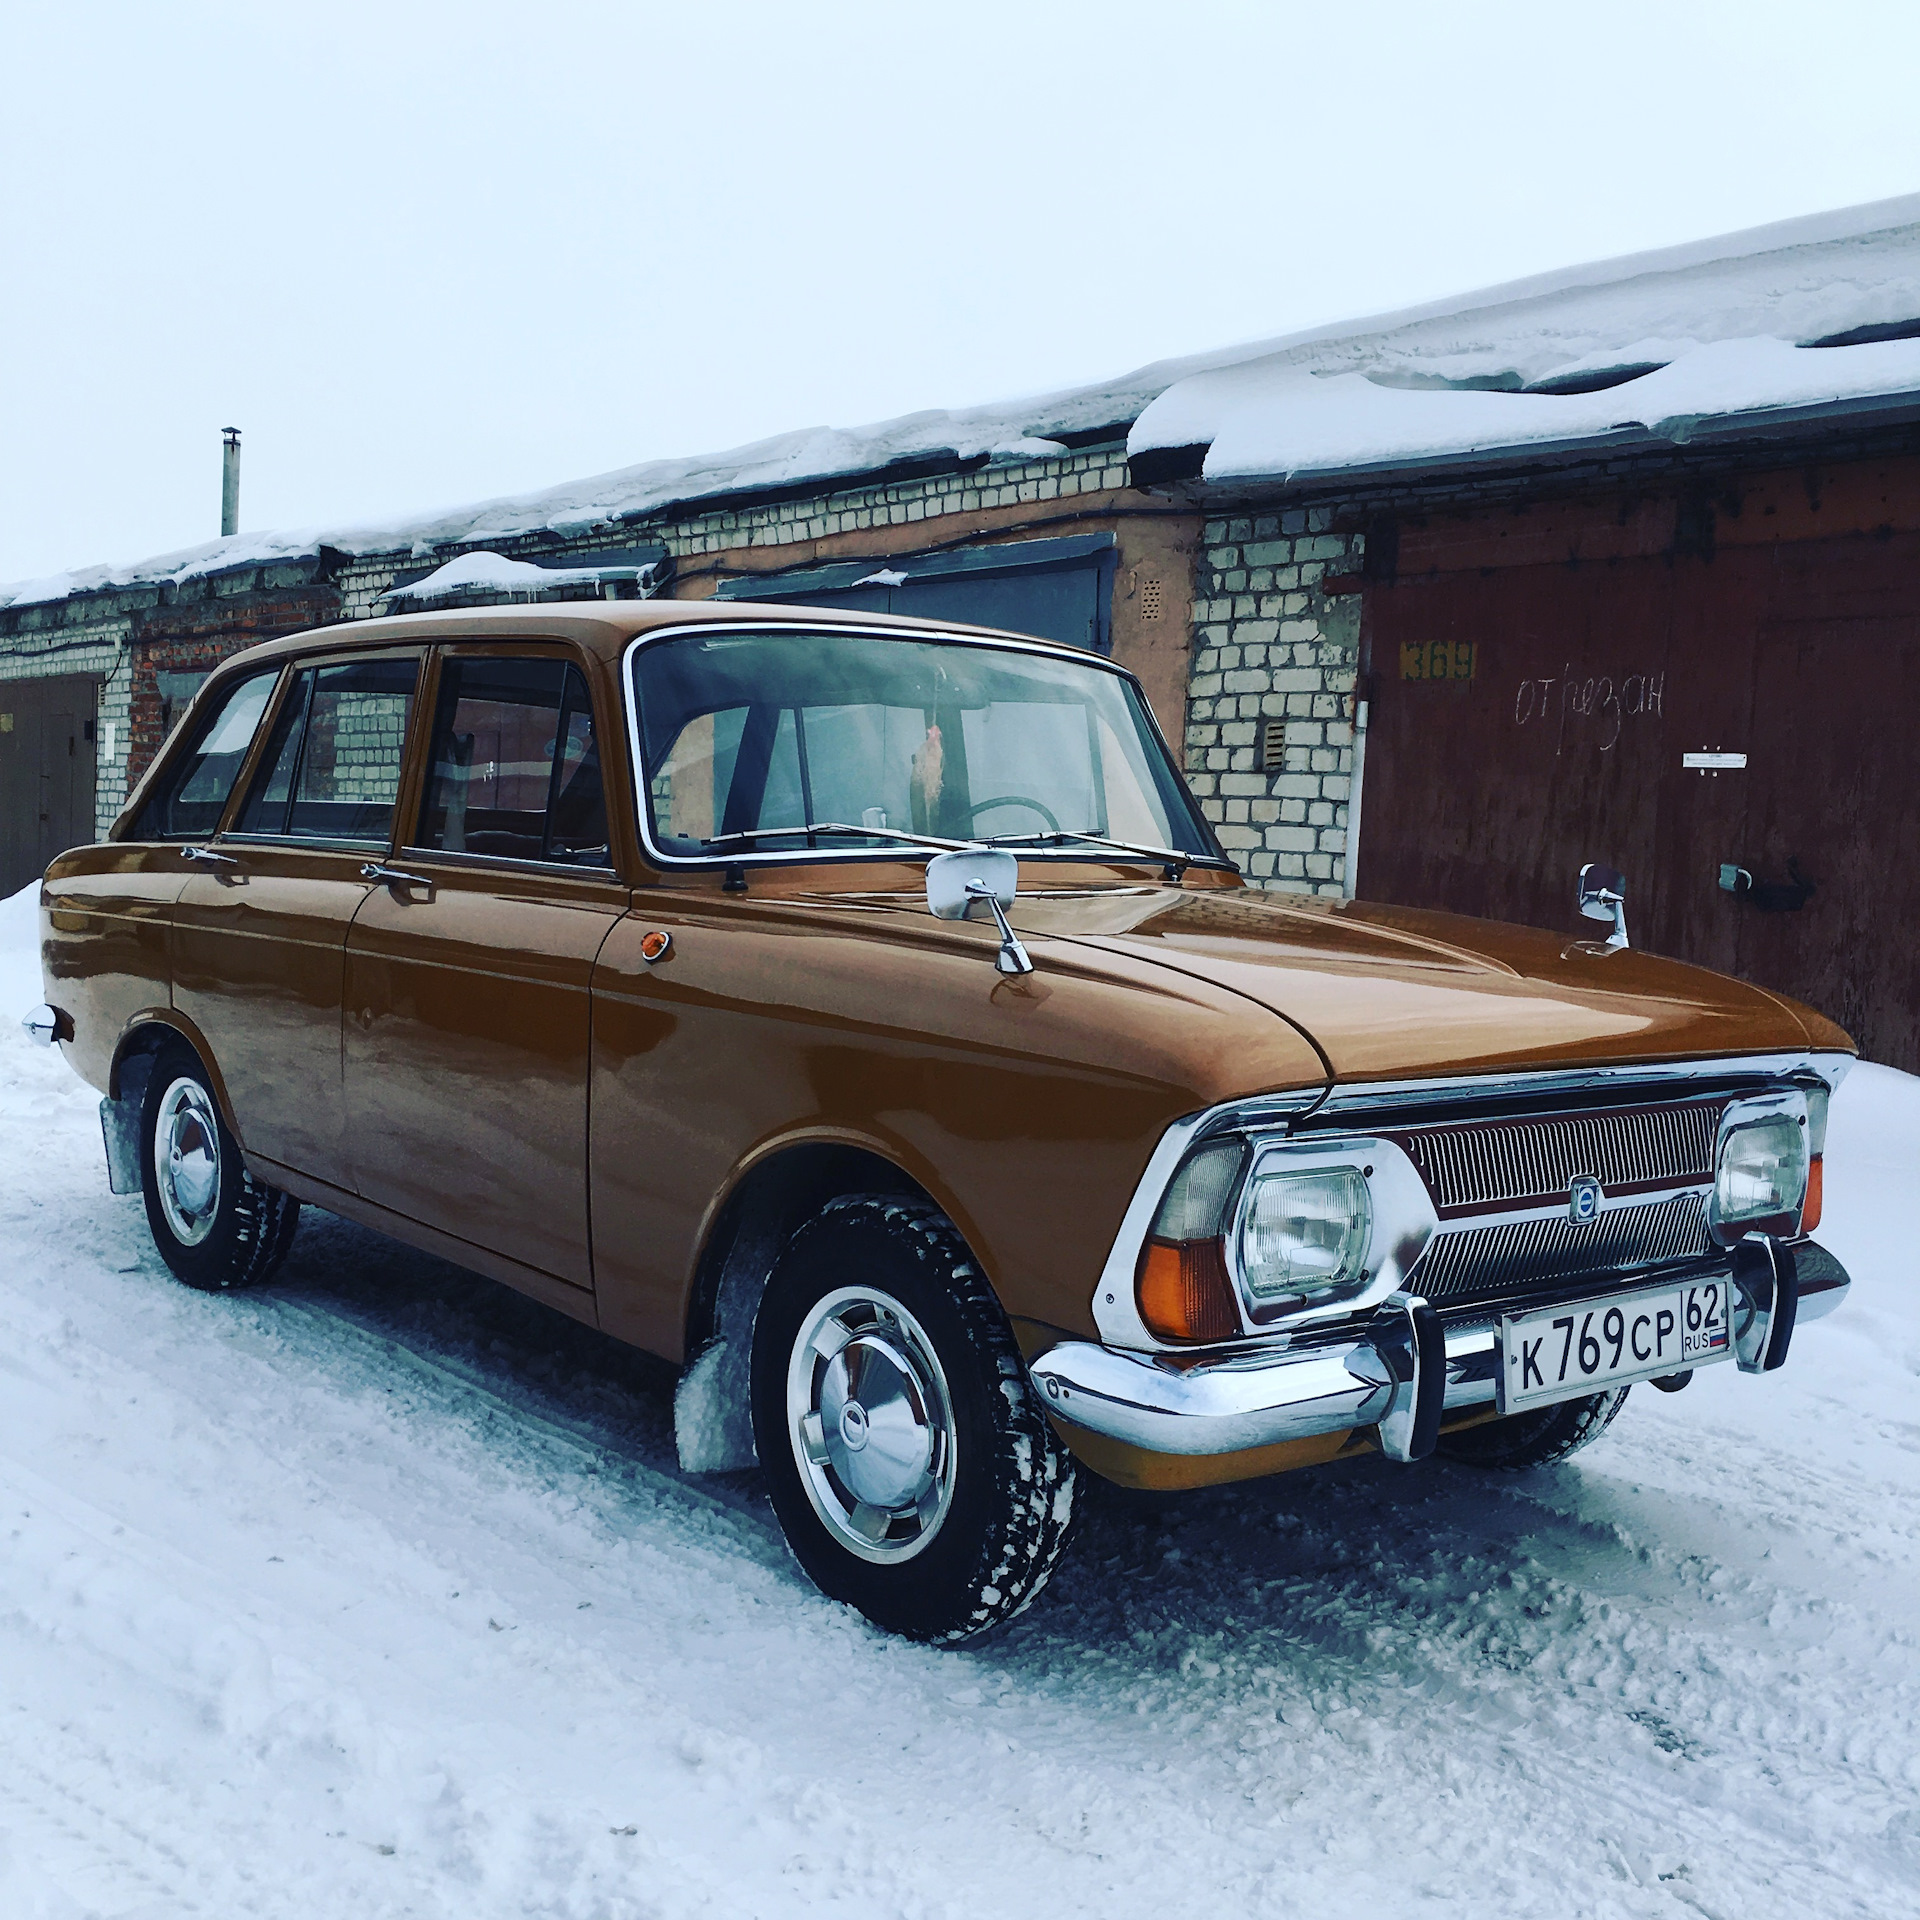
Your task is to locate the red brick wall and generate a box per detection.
[126,591,339,789]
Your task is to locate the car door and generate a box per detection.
[172,650,423,1190]
[341,643,627,1295]
[46,664,287,1097]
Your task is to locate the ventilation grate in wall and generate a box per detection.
[1140,577,1163,623]
[1260,718,1286,770]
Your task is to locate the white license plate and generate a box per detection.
[1499,1277,1733,1413]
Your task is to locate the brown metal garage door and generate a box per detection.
[0,675,99,899]
[1356,529,1920,1069]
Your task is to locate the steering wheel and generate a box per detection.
[963,794,1061,834]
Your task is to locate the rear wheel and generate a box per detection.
[750,1196,1077,1643]
[139,1045,299,1292]
[1437,1387,1630,1470]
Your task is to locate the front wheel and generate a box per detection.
[139,1045,299,1292]
[750,1196,1078,1643]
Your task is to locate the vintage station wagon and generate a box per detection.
[27,602,1854,1641]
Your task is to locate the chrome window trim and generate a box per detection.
[1089,1050,1854,1353]
[617,618,1228,875]
[393,844,619,881]
[217,830,399,855]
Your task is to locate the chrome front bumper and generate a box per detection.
[1030,1240,1849,1466]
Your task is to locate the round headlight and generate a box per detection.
[1237,1166,1372,1307]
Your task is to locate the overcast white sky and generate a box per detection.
[4,0,1919,585]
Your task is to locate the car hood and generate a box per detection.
[1009,884,1844,1082]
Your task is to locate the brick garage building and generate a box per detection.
[6,193,1920,1062]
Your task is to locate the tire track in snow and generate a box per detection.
[249,1252,1920,1917]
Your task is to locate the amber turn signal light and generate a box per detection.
[1801,1156,1823,1235]
[1136,1236,1241,1344]
[639,929,673,964]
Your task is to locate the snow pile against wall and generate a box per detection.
[12,193,1920,614]
[0,882,42,1018]
[1136,333,1920,485]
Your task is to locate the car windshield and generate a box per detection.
[631,628,1217,863]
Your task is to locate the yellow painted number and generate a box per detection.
[1400,639,1476,682]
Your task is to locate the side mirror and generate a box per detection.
[1577,862,1629,950]
[925,845,1033,976]
[926,846,1016,920]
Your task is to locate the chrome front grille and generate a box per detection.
[1394,1100,1721,1214]
[1412,1192,1714,1303]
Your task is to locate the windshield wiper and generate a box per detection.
[704,821,1216,882]
[705,822,968,853]
[984,829,1209,878]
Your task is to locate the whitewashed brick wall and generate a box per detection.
[1183,511,1364,896]
[335,446,1133,618]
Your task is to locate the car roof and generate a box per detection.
[209,597,1112,676]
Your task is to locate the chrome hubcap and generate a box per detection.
[786,1285,956,1565]
[155,1077,221,1247]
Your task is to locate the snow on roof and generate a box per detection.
[1128,192,1920,478]
[10,193,1920,617]
[1137,334,1920,486]
[384,549,658,604]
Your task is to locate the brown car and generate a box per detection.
[26,602,1855,1642]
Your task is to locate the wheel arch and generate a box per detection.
[683,1138,930,1362]
[673,1136,967,1478]
[109,1011,244,1141]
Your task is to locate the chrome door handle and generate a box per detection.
[360,862,432,889]
[182,844,237,865]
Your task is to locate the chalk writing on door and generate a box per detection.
[1514,667,1664,754]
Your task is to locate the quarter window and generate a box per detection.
[235,656,419,842]
[136,668,280,839]
[413,657,610,866]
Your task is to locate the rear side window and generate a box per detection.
[413,657,610,866]
[236,655,419,843]
[135,669,280,839]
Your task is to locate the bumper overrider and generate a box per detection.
[1030,1056,1855,1467]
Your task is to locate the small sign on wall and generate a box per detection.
[1400,638,1476,681]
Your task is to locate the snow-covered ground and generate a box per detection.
[2,880,1917,1919]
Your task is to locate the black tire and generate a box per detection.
[139,1044,299,1292]
[750,1195,1078,1644]
[1437,1386,1630,1470]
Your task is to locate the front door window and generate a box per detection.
[414,657,610,866]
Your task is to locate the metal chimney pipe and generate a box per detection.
[221,428,242,537]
